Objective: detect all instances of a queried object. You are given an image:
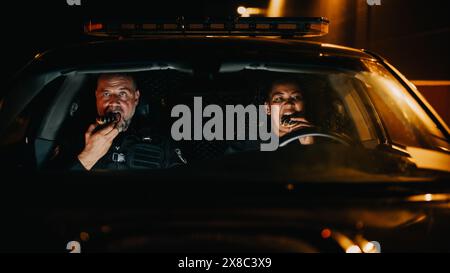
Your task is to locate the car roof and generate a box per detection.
[33,37,376,70]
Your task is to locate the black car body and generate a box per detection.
[1,27,450,252]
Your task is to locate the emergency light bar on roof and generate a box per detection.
[84,17,329,38]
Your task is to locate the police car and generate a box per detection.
[0,17,449,252]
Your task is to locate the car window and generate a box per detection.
[44,63,448,166]
[54,69,368,162]
[4,59,448,171]
[356,61,450,151]
[0,76,65,146]
[0,76,65,168]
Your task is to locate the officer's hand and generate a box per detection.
[77,123,120,170]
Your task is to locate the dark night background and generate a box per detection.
[1,0,449,122]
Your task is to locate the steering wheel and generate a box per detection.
[278,126,351,147]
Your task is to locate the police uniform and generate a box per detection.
[50,121,187,171]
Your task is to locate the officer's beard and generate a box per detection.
[118,118,132,132]
[115,108,135,133]
[105,106,133,133]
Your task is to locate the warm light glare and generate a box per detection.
[369,241,382,253]
[237,6,247,15]
[346,245,362,253]
[407,193,450,202]
[411,80,450,86]
[268,0,285,17]
[247,8,263,15]
[87,22,103,32]
[237,6,263,17]
[363,242,375,253]
[362,241,381,253]
[321,229,332,239]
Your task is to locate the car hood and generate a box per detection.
[182,143,450,182]
[3,175,450,252]
[1,144,450,252]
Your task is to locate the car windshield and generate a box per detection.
[1,56,449,176]
[70,62,448,154]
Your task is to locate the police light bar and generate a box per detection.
[84,17,329,38]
